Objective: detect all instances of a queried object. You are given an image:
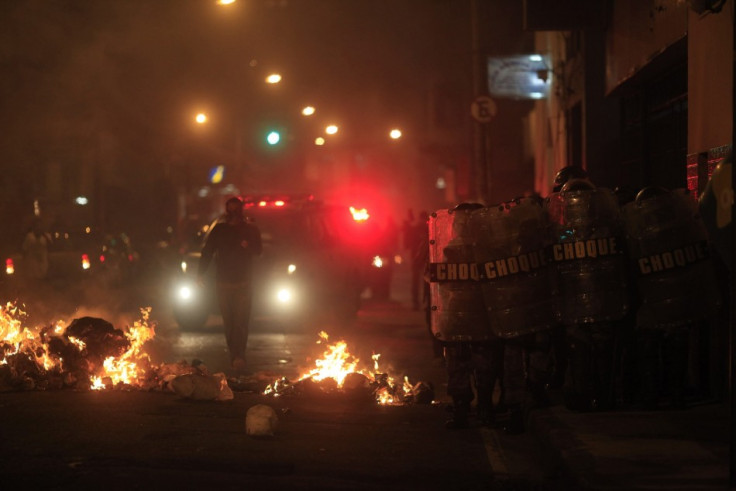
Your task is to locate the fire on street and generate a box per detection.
[0,268,559,489]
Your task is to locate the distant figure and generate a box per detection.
[22,219,51,280]
[197,196,262,372]
[372,215,399,300]
[406,210,430,311]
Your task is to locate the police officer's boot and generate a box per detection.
[503,405,525,435]
[445,399,470,430]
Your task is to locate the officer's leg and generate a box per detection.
[564,325,595,411]
[526,331,553,408]
[591,323,616,411]
[635,328,661,409]
[473,340,503,426]
[663,325,690,408]
[444,343,473,429]
[502,338,526,434]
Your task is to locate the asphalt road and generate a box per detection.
[0,262,562,490]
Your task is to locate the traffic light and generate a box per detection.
[266,130,281,145]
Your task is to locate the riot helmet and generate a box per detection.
[634,186,669,203]
[553,166,589,192]
[560,178,595,193]
[452,202,484,213]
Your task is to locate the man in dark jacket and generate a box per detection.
[197,196,262,371]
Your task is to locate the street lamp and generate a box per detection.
[195,113,208,124]
[301,106,316,116]
[325,124,338,135]
[389,128,402,140]
[265,73,282,84]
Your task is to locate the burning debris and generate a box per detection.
[263,331,435,405]
[0,302,200,394]
[1,303,435,406]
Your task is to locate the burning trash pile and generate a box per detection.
[0,302,226,398]
[264,331,435,405]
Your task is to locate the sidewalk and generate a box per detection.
[527,398,730,490]
[380,264,732,489]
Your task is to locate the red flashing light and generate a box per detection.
[350,206,370,221]
[6,258,14,275]
[99,255,106,263]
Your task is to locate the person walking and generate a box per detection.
[197,196,262,371]
[406,210,430,311]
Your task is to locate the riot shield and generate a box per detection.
[623,189,720,328]
[468,198,556,338]
[545,185,629,324]
[428,208,493,342]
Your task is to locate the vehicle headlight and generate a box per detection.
[176,283,198,303]
[179,285,193,300]
[276,288,293,303]
[372,255,383,268]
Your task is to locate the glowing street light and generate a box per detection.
[266,130,281,145]
[314,137,325,146]
[325,124,338,135]
[265,73,282,84]
[217,0,236,4]
[195,113,207,124]
[301,106,316,116]
[389,128,402,140]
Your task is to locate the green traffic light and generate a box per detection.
[266,130,281,145]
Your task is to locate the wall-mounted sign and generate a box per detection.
[487,54,551,100]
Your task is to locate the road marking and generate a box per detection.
[480,427,509,475]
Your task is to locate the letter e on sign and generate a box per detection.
[471,96,497,123]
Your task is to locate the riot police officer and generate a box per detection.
[623,186,720,408]
[469,196,558,433]
[546,171,630,411]
[428,203,503,429]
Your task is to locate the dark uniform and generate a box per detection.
[198,197,262,369]
[546,174,630,411]
[470,197,557,433]
[624,186,720,408]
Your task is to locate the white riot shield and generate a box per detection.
[428,208,493,342]
[469,198,556,338]
[546,186,630,325]
[623,189,720,328]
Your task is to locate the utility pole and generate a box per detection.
[730,4,736,484]
[470,0,492,204]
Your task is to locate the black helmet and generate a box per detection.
[560,178,595,193]
[452,202,484,212]
[634,186,669,203]
[553,166,589,192]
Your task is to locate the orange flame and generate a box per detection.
[265,330,416,405]
[1,302,157,390]
[90,308,156,389]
